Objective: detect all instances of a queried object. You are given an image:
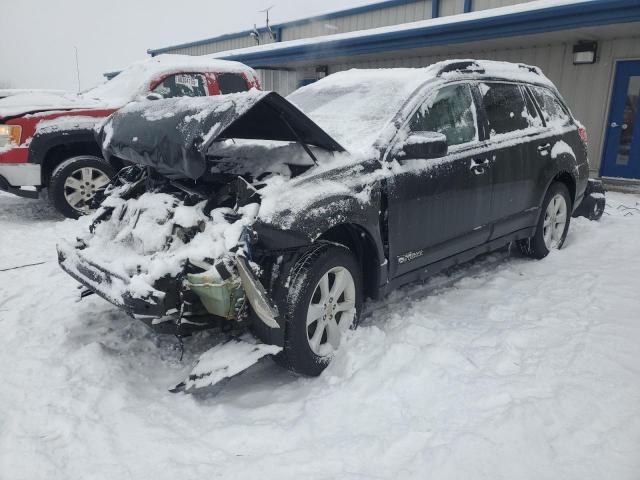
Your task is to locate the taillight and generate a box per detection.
[578,126,588,144]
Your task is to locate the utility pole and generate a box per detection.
[74,46,81,92]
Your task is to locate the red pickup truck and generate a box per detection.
[0,54,260,217]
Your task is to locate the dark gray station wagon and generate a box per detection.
[59,60,593,388]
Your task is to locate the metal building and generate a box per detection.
[148,0,640,181]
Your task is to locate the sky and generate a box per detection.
[0,0,377,92]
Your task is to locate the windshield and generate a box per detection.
[80,68,151,104]
[287,70,427,152]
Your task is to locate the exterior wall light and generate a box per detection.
[573,41,598,64]
[316,66,328,79]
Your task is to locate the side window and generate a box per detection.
[479,82,538,136]
[530,86,571,127]
[216,73,249,94]
[152,73,207,98]
[410,83,478,146]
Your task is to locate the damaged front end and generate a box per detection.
[57,91,346,390]
[57,166,280,337]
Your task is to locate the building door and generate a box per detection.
[601,60,640,179]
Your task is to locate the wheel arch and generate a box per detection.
[29,129,124,185]
[550,169,576,208]
[316,223,381,301]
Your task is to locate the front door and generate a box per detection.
[386,82,493,279]
[601,60,640,179]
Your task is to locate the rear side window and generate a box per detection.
[152,73,207,98]
[479,82,538,136]
[530,86,571,127]
[216,73,249,94]
[410,83,478,146]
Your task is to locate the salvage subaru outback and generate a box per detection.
[58,60,596,390]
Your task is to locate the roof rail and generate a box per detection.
[517,63,541,75]
[436,61,485,76]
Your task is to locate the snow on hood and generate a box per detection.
[287,68,435,152]
[0,54,255,119]
[0,92,103,119]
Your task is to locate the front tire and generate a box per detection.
[278,242,363,376]
[517,182,571,259]
[48,155,114,219]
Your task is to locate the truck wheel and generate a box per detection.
[49,156,114,219]
[517,182,571,259]
[278,242,363,376]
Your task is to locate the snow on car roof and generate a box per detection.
[287,59,553,152]
[0,54,258,119]
[83,54,257,105]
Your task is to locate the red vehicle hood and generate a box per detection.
[0,91,116,121]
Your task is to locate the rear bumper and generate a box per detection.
[57,240,168,319]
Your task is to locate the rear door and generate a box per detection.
[527,85,587,209]
[477,81,545,239]
[386,82,494,278]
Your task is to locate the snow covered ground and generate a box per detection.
[0,190,639,480]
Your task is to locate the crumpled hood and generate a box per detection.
[97,90,345,180]
[0,92,108,120]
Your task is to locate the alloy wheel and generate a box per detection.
[543,193,568,249]
[306,266,357,357]
[63,167,110,214]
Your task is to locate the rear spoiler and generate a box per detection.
[97,91,344,179]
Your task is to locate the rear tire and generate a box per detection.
[277,242,363,377]
[48,155,114,219]
[517,182,571,259]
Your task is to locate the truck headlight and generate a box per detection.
[0,125,22,147]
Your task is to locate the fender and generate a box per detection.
[537,151,580,211]
[28,127,102,166]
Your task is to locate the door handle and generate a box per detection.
[470,158,489,174]
[537,143,552,155]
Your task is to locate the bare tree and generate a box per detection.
[0,79,12,89]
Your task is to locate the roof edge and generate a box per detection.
[147,0,420,55]
[215,0,640,67]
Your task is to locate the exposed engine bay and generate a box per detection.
[58,152,307,337]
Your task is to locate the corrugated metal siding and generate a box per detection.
[329,36,640,174]
[280,1,433,42]
[439,0,465,16]
[255,69,301,96]
[169,33,275,56]
[472,0,531,11]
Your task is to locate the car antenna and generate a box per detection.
[279,113,319,166]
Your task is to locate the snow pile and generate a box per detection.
[1,190,640,479]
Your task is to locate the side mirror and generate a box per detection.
[401,132,448,160]
[145,92,163,101]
